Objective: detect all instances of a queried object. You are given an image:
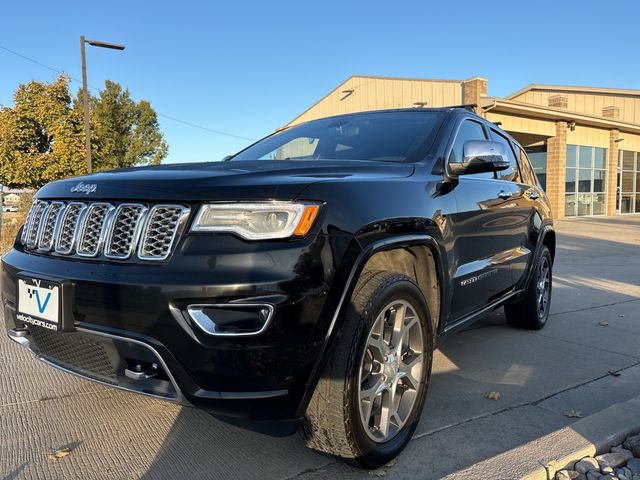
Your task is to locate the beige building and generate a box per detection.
[3,193,21,205]
[286,75,640,219]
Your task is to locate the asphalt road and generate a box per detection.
[2,216,640,480]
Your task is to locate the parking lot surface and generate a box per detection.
[2,216,640,479]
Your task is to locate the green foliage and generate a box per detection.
[18,192,34,215]
[0,76,85,188]
[0,75,168,189]
[75,80,168,170]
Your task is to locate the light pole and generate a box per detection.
[80,36,125,174]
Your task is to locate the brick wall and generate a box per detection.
[546,121,568,219]
[607,129,620,215]
[463,78,488,115]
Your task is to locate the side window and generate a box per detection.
[517,147,540,187]
[489,129,521,182]
[449,119,493,179]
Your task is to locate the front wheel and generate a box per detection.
[302,271,434,469]
[505,246,552,330]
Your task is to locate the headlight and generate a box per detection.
[191,202,320,240]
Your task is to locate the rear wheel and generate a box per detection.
[303,271,434,469]
[505,246,552,330]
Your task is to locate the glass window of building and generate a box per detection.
[565,145,607,216]
[619,150,639,214]
[524,146,547,191]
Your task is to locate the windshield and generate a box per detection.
[232,111,444,163]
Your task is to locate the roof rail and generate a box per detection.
[447,104,478,111]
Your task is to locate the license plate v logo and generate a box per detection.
[34,290,52,314]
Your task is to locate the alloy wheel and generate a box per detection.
[536,256,551,319]
[357,300,424,443]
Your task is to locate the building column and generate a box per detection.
[545,121,567,219]
[463,77,488,116]
[606,129,619,216]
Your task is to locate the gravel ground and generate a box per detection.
[555,433,640,480]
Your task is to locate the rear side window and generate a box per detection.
[449,120,493,179]
[489,129,521,182]
[517,147,540,187]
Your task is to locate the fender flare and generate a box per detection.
[296,233,447,416]
[519,222,556,292]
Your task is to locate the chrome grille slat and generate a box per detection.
[21,200,188,262]
[37,202,65,251]
[77,203,113,257]
[105,204,147,259]
[20,202,39,245]
[138,205,188,261]
[25,202,48,248]
[55,203,87,254]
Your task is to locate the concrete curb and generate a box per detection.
[442,395,640,480]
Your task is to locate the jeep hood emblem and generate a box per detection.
[70,182,97,195]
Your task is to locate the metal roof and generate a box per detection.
[508,84,640,100]
[483,98,640,134]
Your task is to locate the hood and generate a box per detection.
[36,160,415,201]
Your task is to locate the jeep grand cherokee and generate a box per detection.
[2,107,554,468]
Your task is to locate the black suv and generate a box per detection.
[2,108,554,468]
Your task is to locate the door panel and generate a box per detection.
[449,177,526,321]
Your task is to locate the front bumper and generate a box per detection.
[2,232,357,420]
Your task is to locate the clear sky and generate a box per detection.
[2,0,639,164]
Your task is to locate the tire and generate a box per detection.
[302,271,434,469]
[504,246,552,330]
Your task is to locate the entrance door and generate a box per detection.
[619,150,637,214]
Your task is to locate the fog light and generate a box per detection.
[186,303,274,337]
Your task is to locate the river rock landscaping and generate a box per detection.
[555,433,640,480]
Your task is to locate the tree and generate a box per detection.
[75,80,168,171]
[0,76,85,188]
[0,75,168,189]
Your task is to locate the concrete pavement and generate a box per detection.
[2,215,640,479]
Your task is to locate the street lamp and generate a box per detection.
[80,35,125,174]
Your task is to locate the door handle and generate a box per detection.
[528,191,540,200]
[497,191,513,200]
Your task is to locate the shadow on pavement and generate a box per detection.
[2,462,29,480]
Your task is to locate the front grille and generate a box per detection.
[21,200,188,262]
[29,326,117,383]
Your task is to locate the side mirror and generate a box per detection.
[449,140,510,177]
[222,155,234,162]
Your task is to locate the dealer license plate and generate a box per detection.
[17,277,61,331]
